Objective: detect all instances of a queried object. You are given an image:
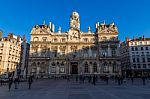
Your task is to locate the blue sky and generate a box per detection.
[0,0,150,42]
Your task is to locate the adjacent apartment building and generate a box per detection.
[0,33,30,78]
[28,11,121,78]
[0,33,22,76]
[120,36,150,77]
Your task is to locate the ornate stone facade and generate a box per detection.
[28,11,120,77]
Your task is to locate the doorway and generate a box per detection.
[71,62,78,74]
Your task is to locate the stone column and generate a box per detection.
[99,61,102,74]
[108,44,111,57]
[90,64,92,74]
[48,61,51,77]
[57,46,60,56]
[109,62,113,74]
[89,47,92,57]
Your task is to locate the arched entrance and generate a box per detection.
[70,62,78,74]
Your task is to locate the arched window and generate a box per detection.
[61,62,64,66]
[33,37,39,41]
[42,62,45,65]
[84,62,89,73]
[113,62,117,73]
[93,62,97,73]
[32,62,36,66]
[51,62,55,66]
[91,38,95,42]
[61,38,66,42]
[103,62,108,72]
[42,37,47,42]
[103,37,107,40]
[83,38,88,42]
[111,37,116,41]
[37,62,40,65]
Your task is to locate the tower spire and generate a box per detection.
[43,20,46,25]
[103,20,106,24]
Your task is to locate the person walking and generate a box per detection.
[88,76,91,83]
[105,76,109,85]
[8,77,13,91]
[14,77,18,89]
[118,75,121,85]
[93,75,96,85]
[76,75,78,82]
[142,76,146,85]
[131,76,134,84]
[28,75,33,89]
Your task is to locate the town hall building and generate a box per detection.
[28,11,120,77]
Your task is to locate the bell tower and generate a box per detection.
[70,11,80,31]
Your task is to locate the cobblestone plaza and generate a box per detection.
[0,78,150,99]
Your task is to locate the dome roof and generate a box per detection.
[72,11,79,17]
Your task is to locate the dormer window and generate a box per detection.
[83,38,88,42]
[33,37,39,41]
[53,38,58,42]
[61,38,66,42]
[42,37,47,42]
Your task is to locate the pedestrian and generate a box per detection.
[14,78,18,89]
[79,75,82,83]
[82,76,85,83]
[142,76,146,85]
[131,76,134,84]
[118,75,121,85]
[28,75,33,89]
[93,75,96,85]
[17,76,20,85]
[8,77,13,91]
[105,76,109,85]
[88,76,91,83]
[67,75,70,82]
[76,75,78,82]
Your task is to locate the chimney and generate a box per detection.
[58,26,61,33]
[8,33,13,41]
[142,35,145,40]
[97,22,99,27]
[88,26,91,32]
[125,37,129,42]
[52,24,55,32]
[49,22,52,31]
[95,23,98,29]
[17,35,20,42]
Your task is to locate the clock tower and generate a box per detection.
[68,11,80,42]
[70,11,80,31]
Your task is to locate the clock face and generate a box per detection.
[69,31,79,41]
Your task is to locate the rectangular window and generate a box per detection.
[140,42,142,45]
[146,47,149,50]
[131,47,134,51]
[133,64,136,69]
[141,47,144,50]
[112,49,116,57]
[143,64,146,69]
[133,58,136,62]
[135,47,138,51]
[148,64,150,69]
[138,64,141,69]
[142,58,145,62]
[137,58,140,62]
[147,58,150,62]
